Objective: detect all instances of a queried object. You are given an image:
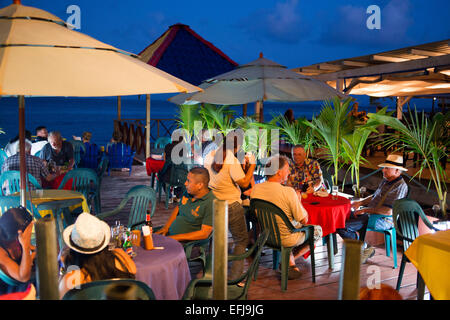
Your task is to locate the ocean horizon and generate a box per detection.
[0,95,433,149]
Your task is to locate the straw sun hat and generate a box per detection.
[63,212,110,254]
[378,154,408,172]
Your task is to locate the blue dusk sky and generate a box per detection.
[4,0,449,69]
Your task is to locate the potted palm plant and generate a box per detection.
[273,113,315,156]
[340,107,393,197]
[368,108,449,219]
[304,97,354,187]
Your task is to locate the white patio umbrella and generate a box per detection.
[0,2,200,205]
[169,53,347,119]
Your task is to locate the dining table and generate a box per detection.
[18,189,89,249]
[133,233,191,300]
[405,229,450,300]
[301,193,351,269]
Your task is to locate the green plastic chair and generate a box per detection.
[365,214,398,269]
[97,185,156,230]
[182,230,269,300]
[69,140,86,168]
[156,162,188,209]
[393,198,439,298]
[62,278,156,300]
[58,168,100,214]
[154,136,171,150]
[250,199,316,291]
[0,195,41,219]
[0,149,7,170]
[95,156,109,211]
[0,170,42,196]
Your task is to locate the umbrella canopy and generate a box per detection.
[169,53,346,105]
[0,2,200,206]
[0,3,200,96]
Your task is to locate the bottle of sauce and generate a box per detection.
[143,211,154,250]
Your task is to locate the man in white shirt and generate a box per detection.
[251,155,322,279]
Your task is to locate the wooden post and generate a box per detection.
[35,217,59,300]
[338,239,362,300]
[146,94,151,159]
[243,104,247,117]
[18,96,26,207]
[117,96,121,120]
[212,199,228,300]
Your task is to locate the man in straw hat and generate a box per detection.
[336,154,409,263]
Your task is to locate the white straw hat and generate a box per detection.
[63,212,110,254]
[378,154,408,172]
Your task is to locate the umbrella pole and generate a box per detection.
[145,94,151,159]
[18,95,27,208]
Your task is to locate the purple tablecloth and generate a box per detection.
[134,234,191,300]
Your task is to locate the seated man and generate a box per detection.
[39,131,74,171]
[250,155,322,279]
[31,126,48,156]
[336,154,409,263]
[287,145,325,194]
[1,140,57,191]
[4,131,32,157]
[155,167,215,242]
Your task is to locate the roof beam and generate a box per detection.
[410,48,443,57]
[371,55,409,63]
[341,60,370,67]
[317,63,343,71]
[307,54,450,81]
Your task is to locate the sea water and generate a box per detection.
[0,95,432,149]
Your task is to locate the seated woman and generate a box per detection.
[59,212,136,299]
[0,207,36,299]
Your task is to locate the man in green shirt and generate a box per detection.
[155,167,215,242]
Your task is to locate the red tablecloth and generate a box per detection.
[302,194,351,237]
[42,172,73,190]
[146,158,165,176]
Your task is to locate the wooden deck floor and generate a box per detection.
[98,164,430,300]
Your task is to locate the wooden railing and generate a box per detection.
[113,118,178,154]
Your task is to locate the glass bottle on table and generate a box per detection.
[143,211,154,250]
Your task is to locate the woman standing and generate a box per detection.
[204,131,256,279]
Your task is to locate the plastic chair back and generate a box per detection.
[393,198,436,251]
[98,185,156,230]
[154,137,171,149]
[79,142,100,169]
[0,170,42,195]
[69,140,86,168]
[0,195,41,219]
[123,185,156,229]
[106,143,135,176]
[58,168,99,212]
[250,198,316,290]
[0,149,7,170]
[182,230,269,300]
[62,278,156,300]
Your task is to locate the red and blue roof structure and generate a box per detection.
[138,23,238,86]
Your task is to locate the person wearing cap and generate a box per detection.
[0,207,36,297]
[59,213,136,299]
[336,154,409,263]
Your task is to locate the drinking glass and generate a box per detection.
[130,232,139,257]
[332,186,339,200]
